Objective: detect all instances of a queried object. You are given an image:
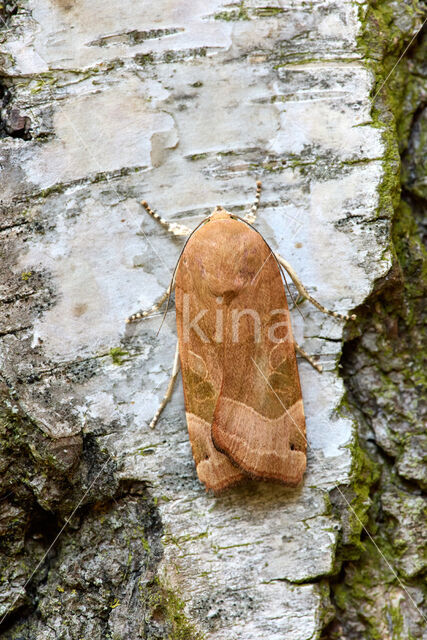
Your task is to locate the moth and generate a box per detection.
[127,182,355,492]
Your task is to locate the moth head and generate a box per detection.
[210,206,232,221]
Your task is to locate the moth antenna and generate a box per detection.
[243,180,262,224]
[141,200,192,237]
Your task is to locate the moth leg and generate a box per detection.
[141,200,192,237]
[275,254,356,322]
[149,342,180,429]
[243,180,262,224]
[294,342,323,374]
[126,282,176,324]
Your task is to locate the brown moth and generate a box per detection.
[127,182,355,492]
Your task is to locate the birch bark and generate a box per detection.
[1,1,423,638]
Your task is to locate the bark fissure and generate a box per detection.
[323,3,427,638]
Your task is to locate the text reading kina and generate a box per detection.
[127,182,355,492]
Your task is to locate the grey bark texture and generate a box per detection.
[0,1,425,639]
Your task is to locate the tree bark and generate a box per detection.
[0,1,425,638]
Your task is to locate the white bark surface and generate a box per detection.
[0,1,390,637]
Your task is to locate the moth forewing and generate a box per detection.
[175,211,306,491]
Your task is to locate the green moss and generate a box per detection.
[140,576,205,640]
[141,535,150,554]
[344,436,380,560]
[249,159,288,173]
[161,588,204,640]
[109,347,129,365]
[163,528,208,550]
[135,53,155,66]
[388,603,404,638]
[109,597,120,609]
[214,2,250,21]
[330,535,408,638]
[35,166,145,201]
[214,3,285,20]
[255,7,284,17]
[163,48,207,63]
[38,182,68,199]
[392,200,427,314]
[137,443,161,456]
[21,271,32,281]
[189,153,208,161]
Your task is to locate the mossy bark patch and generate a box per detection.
[323,2,427,638]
